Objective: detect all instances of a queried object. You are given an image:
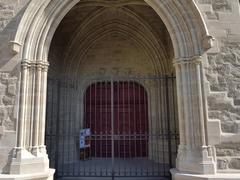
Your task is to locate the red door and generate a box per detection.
[85,81,148,158]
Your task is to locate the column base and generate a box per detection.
[176,146,216,174]
[171,169,240,180]
[0,169,55,180]
[10,148,49,174]
[176,158,216,174]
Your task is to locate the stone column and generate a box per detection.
[31,63,42,156]
[173,57,216,174]
[10,60,50,175]
[39,62,49,155]
[15,60,29,156]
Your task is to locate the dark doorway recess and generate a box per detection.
[45,75,179,179]
[85,81,148,158]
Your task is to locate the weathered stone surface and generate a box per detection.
[0,83,6,94]
[2,96,14,106]
[217,158,229,169]
[216,144,240,157]
[0,0,240,177]
[206,42,240,133]
[0,73,18,131]
[212,0,232,12]
[0,126,4,136]
[229,158,240,169]
[7,84,16,96]
[215,143,240,171]
[0,107,7,126]
[0,0,30,32]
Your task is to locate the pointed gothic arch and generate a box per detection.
[9,0,216,179]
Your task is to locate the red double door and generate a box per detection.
[85,81,148,158]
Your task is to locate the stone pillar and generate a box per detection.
[39,62,49,155]
[173,57,216,175]
[15,60,29,156]
[32,63,42,156]
[10,60,51,176]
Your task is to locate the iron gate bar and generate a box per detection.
[166,76,172,169]
[111,78,114,179]
[45,75,179,179]
[54,80,60,179]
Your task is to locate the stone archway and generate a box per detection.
[8,0,216,179]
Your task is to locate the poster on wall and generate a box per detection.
[79,128,91,160]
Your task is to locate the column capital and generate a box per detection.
[173,56,202,66]
[21,60,49,70]
[21,59,31,69]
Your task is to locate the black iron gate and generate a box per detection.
[45,75,179,179]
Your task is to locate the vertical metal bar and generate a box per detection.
[70,79,73,175]
[114,81,121,158]
[83,80,87,177]
[117,80,121,176]
[172,76,178,163]
[111,77,115,180]
[94,80,97,158]
[133,80,137,176]
[133,81,136,159]
[137,80,141,175]
[154,78,158,175]
[100,81,103,159]
[127,79,131,176]
[90,80,96,176]
[138,80,142,158]
[149,79,154,176]
[62,78,67,176]
[105,80,108,159]
[173,77,179,155]
[128,80,131,158]
[159,77,166,176]
[156,78,161,176]
[67,79,70,175]
[143,79,148,176]
[124,81,126,162]
[73,78,78,176]
[166,76,173,169]
[54,80,61,179]
[88,79,91,162]
[123,81,126,162]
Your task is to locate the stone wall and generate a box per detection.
[0,72,18,174]
[0,0,29,32]
[196,0,240,172]
[0,0,240,175]
[0,72,18,131]
[206,41,240,133]
[0,0,29,174]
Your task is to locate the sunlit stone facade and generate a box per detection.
[0,0,240,179]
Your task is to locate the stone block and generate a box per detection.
[0,107,7,123]
[2,95,14,105]
[171,168,240,179]
[7,84,16,96]
[208,119,221,145]
[0,82,6,94]
[0,125,4,136]
[229,158,240,169]
[212,0,232,12]
[217,158,229,169]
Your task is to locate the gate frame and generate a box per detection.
[46,75,178,179]
[7,0,217,180]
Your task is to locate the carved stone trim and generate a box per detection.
[21,60,49,69]
[173,56,202,66]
